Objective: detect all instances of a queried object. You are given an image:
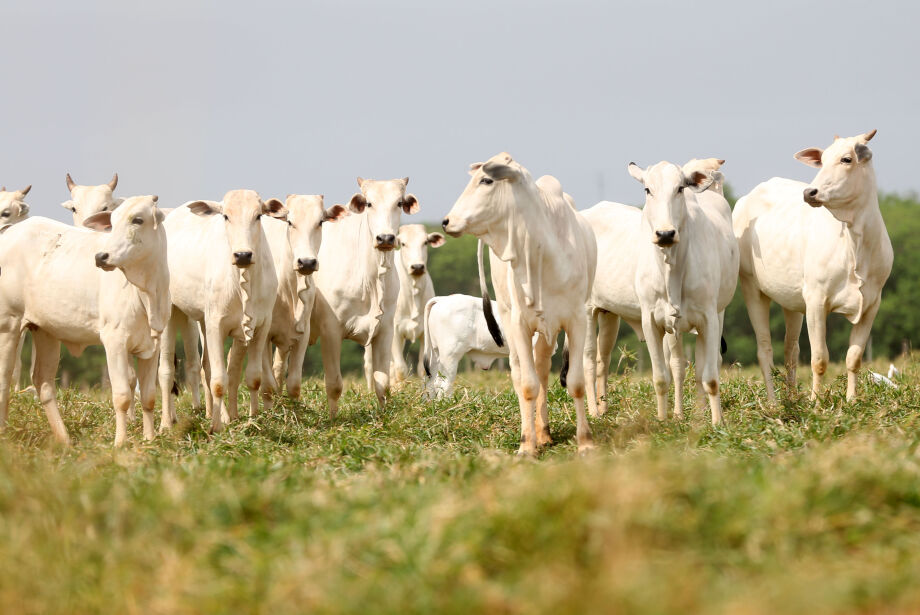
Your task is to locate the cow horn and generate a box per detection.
[18,185,31,196]
[402,176,409,186]
[66,173,76,191]
[356,176,365,189]
[0,187,5,192]
[107,173,118,191]
[863,129,877,142]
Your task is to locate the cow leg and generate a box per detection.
[101,334,135,447]
[694,335,707,411]
[226,339,246,422]
[320,331,344,420]
[204,324,228,434]
[583,308,599,417]
[363,344,374,392]
[260,339,279,413]
[157,307,179,432]
[666,332,685,420]
[564,315,593,452]
[642,315,669,421]
[740,276,776,404]
[533,334,554,448]
[700,313,724,425]
[370,325,395,408]
[390,330,408,385]
[286,326,309,399]
[846,299,881,401]
[805,305,829,400]
[136,351,159,441]
[11,331,25,392]
[30,329,69,445]
[200,321,213,419]
[416,332,426,379]
[594,311,619,417]
[508,319,539,456]
[272,346,288,395]
[244,328,269,417]
[782,308,803,391]
[0,322,23,432]
[180,313,202,409]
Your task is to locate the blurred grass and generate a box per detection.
[1,358,920,614]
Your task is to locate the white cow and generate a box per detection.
[389,224,445,384]
[422,294,508,399]
[0,196,169,445]
[733,130,892,401]
[63,173,122,225]
[157,190,285,434]
[629,159,738,424]
[310,177,419,417]
[442,153,598,455]
[581,158,726,417]
[0,186,32,229]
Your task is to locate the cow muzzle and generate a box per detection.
[441,217,463,238]
[409,264,426,276]
[296,257,318,275]
[803,187,823,207]
[375,234,396,251]
[654,230,678,246]
[94,252,116,271]
[233,251,254,267]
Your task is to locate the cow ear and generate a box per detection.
[794,148,823,168]
[61,200,76,213]
[855,143,873,163]
[323,204,348,222]
[482,155,518,181]
[18,203,29,217]
[356,177,366,189]
[401,194,420,215]
[154,207,166,228]
[188,200,220,216]
[83,211,113,232]
[627,162,645,184]
[112,197,125,210]
[685,170,715,193]
[427,232,445,248]
[263,198,288,220]
[348,192,368,214]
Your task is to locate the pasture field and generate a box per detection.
[1,359,920,614]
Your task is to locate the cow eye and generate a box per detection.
[0,211,9,218]
[132,216,143,225]
[222,214,229,221]
[841,156,852,164]
[480,177,493,185]
[256,214,262,220]
[70,206,76,213]
[366,202,373,208]
[677,186,684,194]
[644,188,651,196]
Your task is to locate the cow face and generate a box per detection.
[63,173,123,226]
[443,152,525,237]
[629,161,714,247]
[347,177,418,251]
[397,224,445,278]
[283,194,347,275]
[85,195,165,272]
[188,189,288,268]
[0,185,31,229]
[796,130,877,209]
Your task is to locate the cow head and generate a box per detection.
[397,224,445,278]
[0,185,32,230]
[628,160,716,247]
[282,194,347,275]
[85,195,165,272]
[63,173,123,226]
[187,189,288,268]
[796,130,877,210]
[442,152,530,237]
[347,177,418,251]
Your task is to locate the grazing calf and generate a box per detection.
[310,177,419,417]
[733,130,892,401]
[581,158,726,417]
[629,160,738,424]
[63,173,122,225]
[388,224,445,384]
[422,294,508,399]
[443,153,597,455]
[0,196,168,445]
[158,190,285,434]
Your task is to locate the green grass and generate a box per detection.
[2,359,920,614]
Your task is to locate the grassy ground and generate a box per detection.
[1,358,920,614]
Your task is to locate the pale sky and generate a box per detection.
[3,0,917,223]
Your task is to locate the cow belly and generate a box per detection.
[750,257,807,313]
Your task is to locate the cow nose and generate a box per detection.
[376,234,396,249]
[655,230,676,246]
[233,251,253,267]
[441,217,449,229]
[297,257,318,274]
[94,252,109,267]
[409,264,426,276]
[803,187,820,205]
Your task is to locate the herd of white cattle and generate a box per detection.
[0,130,893,454]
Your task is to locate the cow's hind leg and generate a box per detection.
[564,316,593,453]
[371,326,395,408]
[740,276,776,403]
[0,321,23,433]
[782,308,803,392]
[136,351,159,441]
[30,329,69,445]
[533,333,554,448]
[319,330,344,420]
[699,313,724,425]
[157,307,179,432]
[593,311,619,417]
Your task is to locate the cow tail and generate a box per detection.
[560,339,570,389]
[478,239,504,347]
[423,297,437,378]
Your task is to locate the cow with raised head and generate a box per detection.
[310,177,419,418]
[733,130,892,402]
[442,153,597,455]
[157,190,285,434]
[388,223,445,384]
[63,173,122,225]
[629,159,738,425]
[0,196,169,445]
[0,186,32,229]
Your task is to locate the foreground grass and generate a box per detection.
[1,360,920,614]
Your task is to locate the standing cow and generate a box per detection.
[733,130,892,401]
[0,196,169,445]
[388,224,445,384]
[63,173,123,225]
[310,177,419,418]
[629,160,738,424]
[442,153,597,455]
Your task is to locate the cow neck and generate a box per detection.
[356,213,393,342]
[294,274,312,335]
[238,232,266,344]
[402,263,425,326]
[120,250,171,340]
[644,204,688,333]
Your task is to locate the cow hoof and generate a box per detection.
[515,445,537,458]
[537,430,553,448]
[577,441,595,456]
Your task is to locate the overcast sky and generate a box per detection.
[3,0,918,223]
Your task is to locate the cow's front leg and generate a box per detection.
[642,314,669,421]
[371,324,395,408]
[389,329,408,386]
[0,320,24,433]
[244,326,270,417]
[204,323,228,434]
[226,339,247,423]
[846,299,881,401]
[564,315,593,453]
[533,333,554,448]
[805,305,829,400]
[666,332,685,419]
[285,325,310,399]
[508,319,539,456]
[699,312,724,425]
[136,348,160,441]
[157,307,179,432]
[318,324,344,420]
[101,334,134,447]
